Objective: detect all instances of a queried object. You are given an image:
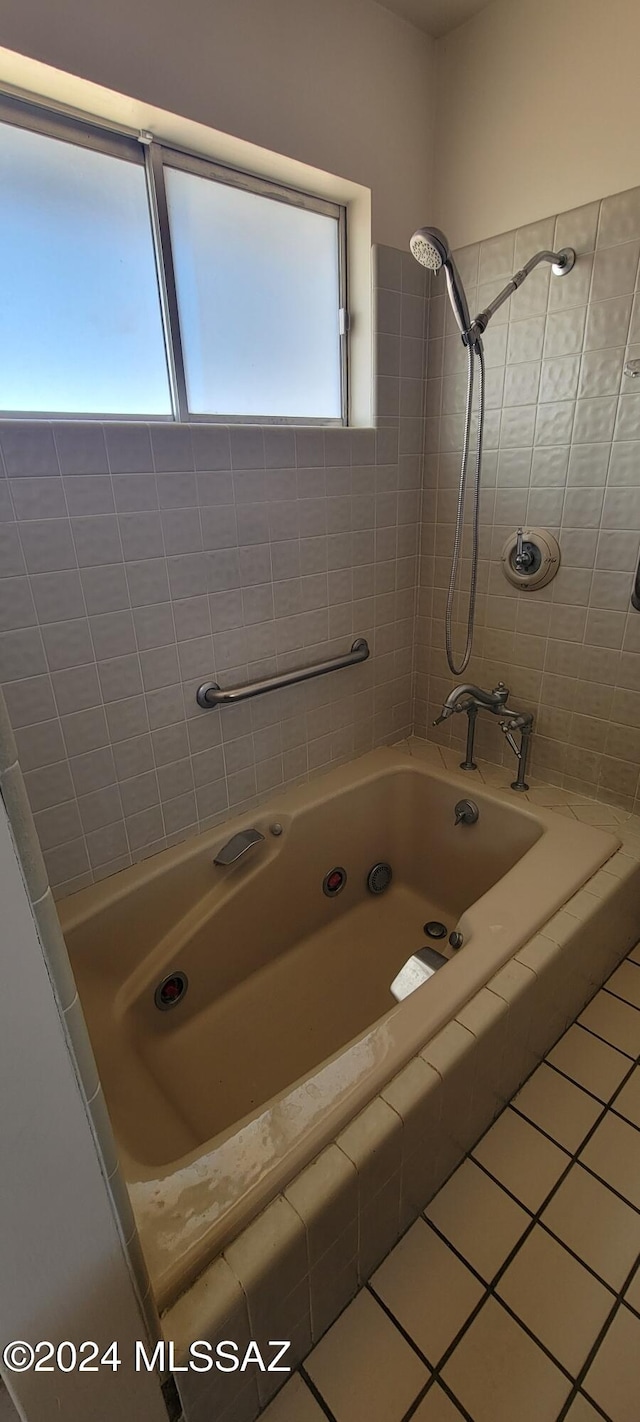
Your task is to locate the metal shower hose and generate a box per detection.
[445,337,485,676]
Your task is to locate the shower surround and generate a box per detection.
[0,249,427,895]
[3,182,640,893]
[415,184,640,815]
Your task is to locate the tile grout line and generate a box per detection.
[365,1278,478,1422]
[554,1244,640,1421]
[542,1052,632,1107]
[298,1361,339,1422]
[471,1053,640,1223]
[600,982,640,1011]
[402,1372,474,1422]
[552,1010,638,1064]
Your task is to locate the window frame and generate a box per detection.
[0,91,349,425]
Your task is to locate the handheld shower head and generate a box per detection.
[408,220,577,681]
[409,226,449,272]
[410,225,472,341]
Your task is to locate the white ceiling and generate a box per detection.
[377,0,494,37]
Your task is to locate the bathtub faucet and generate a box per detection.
[433,682,510,725]
[433,682,533,791]
[214,828,265,866]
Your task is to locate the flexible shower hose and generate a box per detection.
[444,337,485,676]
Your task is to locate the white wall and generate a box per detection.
[0,0,436,249]
[434,0,640,249]
[0,794,167,1422]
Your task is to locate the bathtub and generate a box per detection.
[60,742,618,1309]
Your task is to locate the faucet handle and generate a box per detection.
[500,720,521,758]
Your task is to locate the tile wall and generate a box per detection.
[0,248,427,896]
[11,183,640,894]
[415,185,640,814]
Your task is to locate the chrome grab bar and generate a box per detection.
[196,637,370,709]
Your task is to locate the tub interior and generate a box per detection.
[65,761,541,1168]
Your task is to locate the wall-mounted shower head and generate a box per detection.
[410,225,472,341]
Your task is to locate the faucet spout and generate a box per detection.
[214,828,265,866]
[439,682,509,718]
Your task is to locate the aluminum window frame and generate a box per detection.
[0,91,349,425]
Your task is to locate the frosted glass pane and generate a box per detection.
[0,122,171,414]
[165,168,341,418]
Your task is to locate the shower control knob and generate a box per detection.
[501,527,561,591]
[449,931,464,950]
[514,527,535,571]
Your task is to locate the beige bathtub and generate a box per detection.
[60,743,618,1308]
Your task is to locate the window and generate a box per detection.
[164,163,342,419]
[0,94,348,423]
[0,103,171,417]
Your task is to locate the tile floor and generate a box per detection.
[261,944,640,1422]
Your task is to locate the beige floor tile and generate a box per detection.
[304,1288,428,1422]
[583,1305,640,1422]
[564,1396,605,1421]
[580,1112,640,1209]
[425,1158,529,1283]
[579,990,640,1058]
[513,1063,602,1152]
[627,942,640,965]
[542,1163,640,1291]
[472,1109,569,1212]
[624,1266,640,1315]
[442,1296,571,1422]
[411,1383,465,1420]
[497,1225,613,1375]
[613,1065,640,1128]
[371,1219,483,1367]
[261,1373,326,1422]
[547,1024,630,1102]
[607,959,640,1009]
